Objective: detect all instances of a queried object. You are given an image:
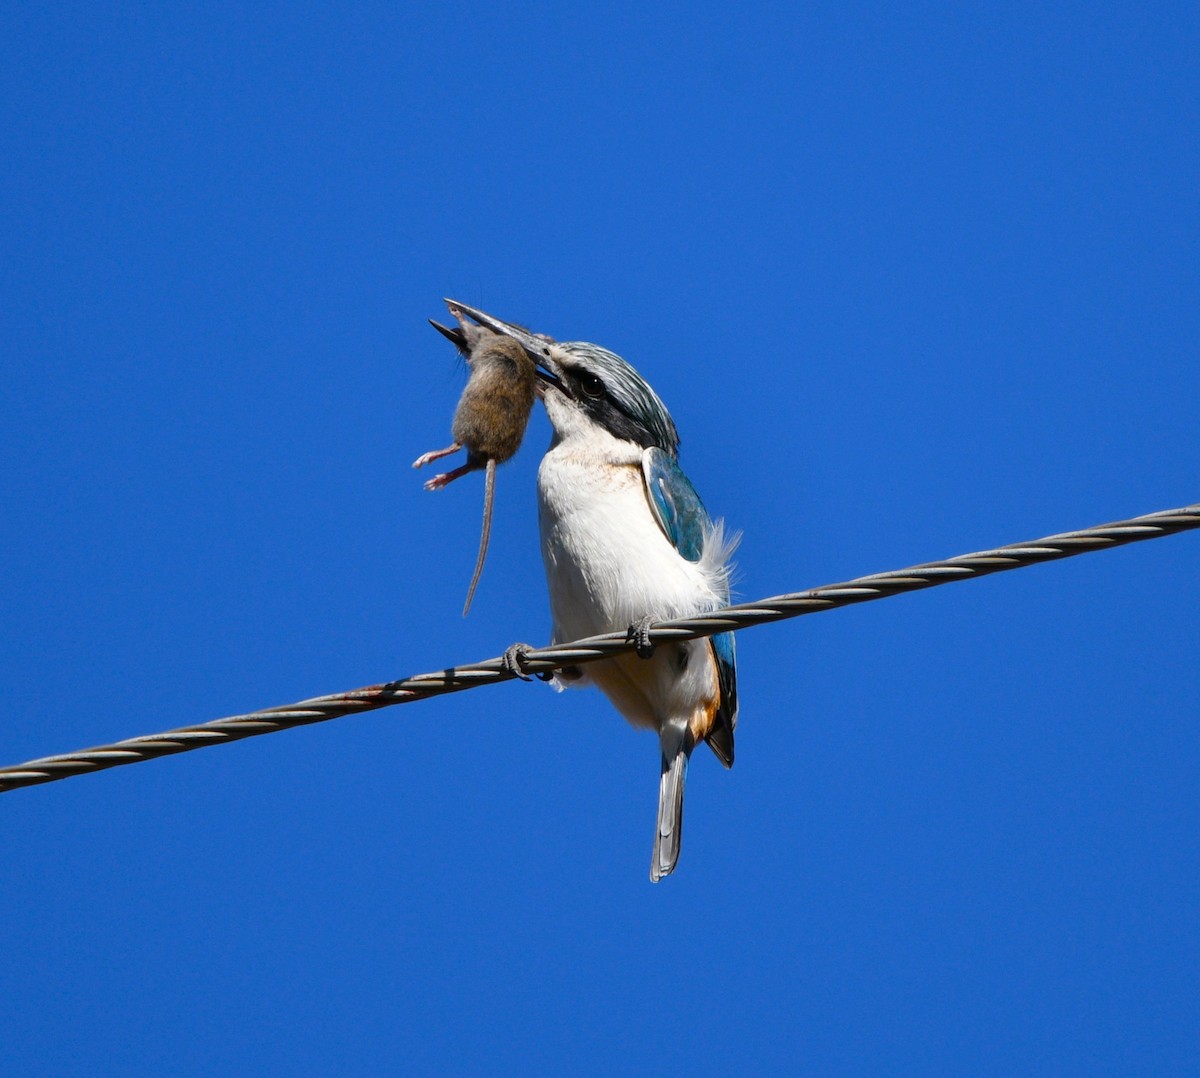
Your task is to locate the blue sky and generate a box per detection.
[2,4,1197,1074]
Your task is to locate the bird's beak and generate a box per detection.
[442,298,568,396]
[428,319,466,350]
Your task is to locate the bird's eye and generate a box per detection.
[580,373,605,399]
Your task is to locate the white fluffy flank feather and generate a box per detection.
[698,518,741,601]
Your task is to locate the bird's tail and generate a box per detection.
[651,720,694,883]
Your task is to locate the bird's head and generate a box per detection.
[442,300,681,458]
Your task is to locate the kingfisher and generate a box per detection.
[446,301,739,882]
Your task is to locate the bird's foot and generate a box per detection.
[627,615,657,659]
[501,642,552,682]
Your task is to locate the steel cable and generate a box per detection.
[2,501,1196,794]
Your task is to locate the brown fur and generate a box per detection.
[414,307,539,616]
[450,335,537,467]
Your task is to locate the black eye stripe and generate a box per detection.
[558,343,680,456]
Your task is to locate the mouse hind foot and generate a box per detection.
[413,442,462,470]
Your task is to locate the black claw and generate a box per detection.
[501,643,536,681]
[628,615,657,659]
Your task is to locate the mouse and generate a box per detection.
[413,304,540,616]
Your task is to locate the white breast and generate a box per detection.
[537,448,718,639]
[537,440,726,730]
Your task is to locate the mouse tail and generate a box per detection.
[462,458,496,617]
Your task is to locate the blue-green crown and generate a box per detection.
[558,341,681,457]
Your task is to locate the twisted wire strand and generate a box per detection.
[2,501,1196,794]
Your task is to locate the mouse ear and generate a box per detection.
[429,319,467,350]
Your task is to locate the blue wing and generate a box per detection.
[642,446,710,564]
[642,447,739,766]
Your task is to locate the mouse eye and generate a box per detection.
[579,372,605,399]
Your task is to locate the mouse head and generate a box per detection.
[440,299,680,458]
[429,306,494,355]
